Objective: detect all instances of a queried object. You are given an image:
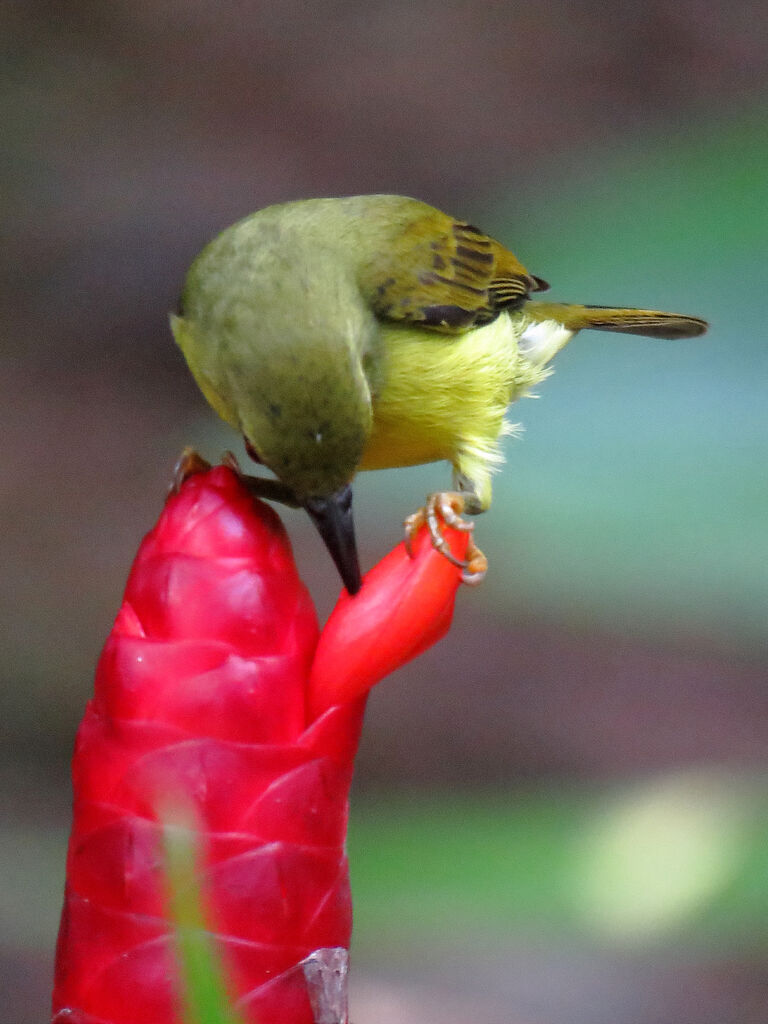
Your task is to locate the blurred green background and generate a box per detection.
[2,2,767,1022]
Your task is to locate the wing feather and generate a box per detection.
[364,215,547,335]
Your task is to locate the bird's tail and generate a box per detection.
[526,302,708,340]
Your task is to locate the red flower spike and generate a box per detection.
[53,464,467,1024]
[307,526,469,719]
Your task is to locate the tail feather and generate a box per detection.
[527,302,708,340]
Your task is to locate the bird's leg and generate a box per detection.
[452,470,485,516]
[221,451,303,508]
[170,447,211,494]
[404,492,488,585]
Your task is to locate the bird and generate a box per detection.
[171,194,707,595]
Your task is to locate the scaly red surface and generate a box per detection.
[53,464,468,1024]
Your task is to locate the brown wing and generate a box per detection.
[365,215,548,335]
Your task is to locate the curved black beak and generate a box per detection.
[303,485,362,595]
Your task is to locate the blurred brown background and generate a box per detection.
[3,2,767,1022]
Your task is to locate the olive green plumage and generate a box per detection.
[171,194,707,592]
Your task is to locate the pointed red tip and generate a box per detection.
[307,526,470,719]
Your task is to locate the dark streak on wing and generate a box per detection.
[456,244,494,263]
[421,304,480,329]
[420,271,487,297]
[367,216,544,334]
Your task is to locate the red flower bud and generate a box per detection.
[308,527,469,718]
[53,464,467,1024]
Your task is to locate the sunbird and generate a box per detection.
[172,194,707,595]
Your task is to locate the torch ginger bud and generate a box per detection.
[53,462,468,1024]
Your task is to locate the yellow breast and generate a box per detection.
[360,312,549,474]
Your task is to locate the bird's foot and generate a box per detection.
[222,449,244,477]
[221,450,302,509]
[404,491,488,585]
[170,447,211,494]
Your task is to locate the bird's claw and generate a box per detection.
[460,540,488,585]
[404,491,487,585]
[170,447,211,494]
[221,450,303,509]
[221,450,243,476]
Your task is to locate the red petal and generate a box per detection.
[307,525,469,718]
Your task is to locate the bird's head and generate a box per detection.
[239,359,372,596]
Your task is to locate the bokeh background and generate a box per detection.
[3,2,767,1022]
